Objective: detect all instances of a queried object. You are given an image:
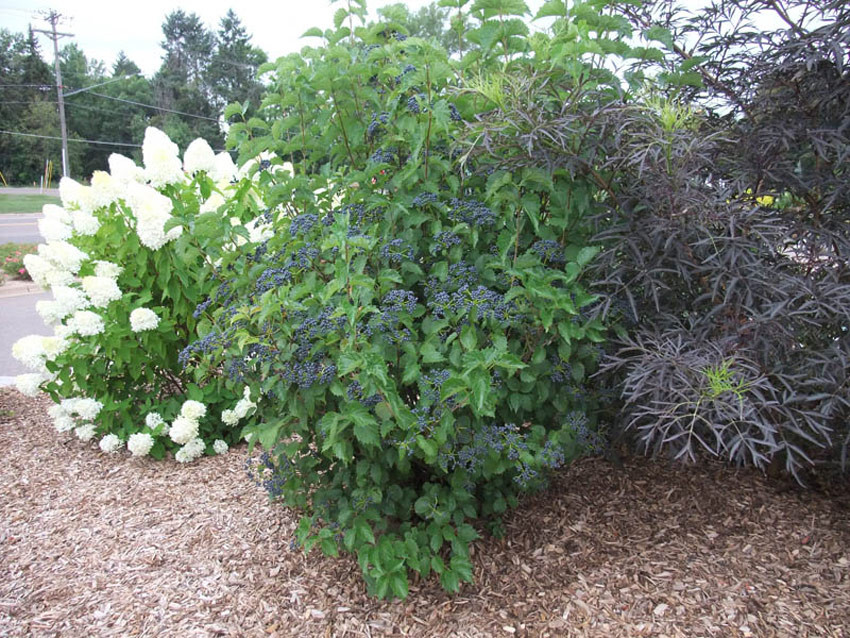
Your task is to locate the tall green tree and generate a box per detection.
[0,28,57,184]
[207,9,268,114]
[152,10,221,150]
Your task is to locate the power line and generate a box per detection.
[0,129,235,154]
[0,100,138,118]
[78,92,220,121]
[0,129,140,147]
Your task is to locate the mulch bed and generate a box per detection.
[1,388,848,637]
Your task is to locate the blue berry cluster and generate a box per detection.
[290,213,318,237]
[428,284,515,323]
[448,198,497,226]
[419,369,450,402]
[370,147,397,165]
[367,111,389,141]
[550,355,573,383]
[425,261,479,298]
[430,231,461,254]
[347,381,382,407]
[449,103,462,122]
[406,94,422,114]
[531,239,566,264]
[412,192,438,208]
[379,239,414,264]
[441,423,528,474]
[568,411,605,454]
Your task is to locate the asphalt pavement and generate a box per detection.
[0,282,52,384]
[0,213,43,244]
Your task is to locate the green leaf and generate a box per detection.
[302,27,324,38]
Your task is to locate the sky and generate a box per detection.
[0,0,546,77]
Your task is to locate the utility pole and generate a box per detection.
[32,11,73,179]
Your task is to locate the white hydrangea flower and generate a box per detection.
[99,433,122,453]
[128,183,181,250]
[129,307,160,332]
[142,127,184,188]
[233,386,256,420]
[11,335,48,372]
[145,412,164,429]
[74,398,103,420]
[175,437,206,463]
[127,432,155,457]
[108,152,146,184]
[53,414,75,432]
[41,335,67,361]
[93,260,122,279]
[15,373,44,397]
[53,285,89,316]
[211,152,237,184]
[199,191,225,214]
[213,439,229,455]
[180,400,207,421]
[36,300,63,325]
[81,276,122,308]
[221,409,239,426]
[67,310,104,336]
[59,177,94,212]
[71,210,100,236]
[38,241,88,274]
[38,204,73,241]
[89,170,121,208]
[169,414,199,445]
[183,138,216,175]
[74,423,96,442]
[48,403,68,420]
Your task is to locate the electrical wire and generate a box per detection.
[78,92,220,121]
[0,128,234,153]
[0,129,140,147]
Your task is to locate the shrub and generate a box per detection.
[585,1,850,479]
[12,128,270,460]
[188,1,611,598]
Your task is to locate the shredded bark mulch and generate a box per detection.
[1,388,848,637]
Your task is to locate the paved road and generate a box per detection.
[0,286,52,383]
[0,187,59,196]
[0,213,43,245]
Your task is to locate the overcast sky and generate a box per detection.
[1,0,548,77]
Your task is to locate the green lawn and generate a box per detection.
[0,194,61,214]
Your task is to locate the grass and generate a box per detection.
[0,194,61,214]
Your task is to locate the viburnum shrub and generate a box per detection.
[187,0,609,598]
[12,127,273,461]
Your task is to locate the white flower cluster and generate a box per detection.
[38,204,73,242]
[24,240,88,290]
[183,138,216,175]
[46,397,103,435]
[15,372,45,397]
[222,386,256,426]
[127,182,182,250]
[129,307,160,333]
[11,333,67,373]
[142,127,185,188]
[99,433,122,453]
[167,400,208,462]
[36,285,90,325]
[127,432,154,457]
[175,437,206,463]
[67,310,104,336]
[81,276,122,308]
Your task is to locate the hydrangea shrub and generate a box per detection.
[12,128,269,460]
[190,1,608,598]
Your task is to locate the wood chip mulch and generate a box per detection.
[1,388,848,637]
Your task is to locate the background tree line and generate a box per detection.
[0,8,267,184]
[0,3,463,186]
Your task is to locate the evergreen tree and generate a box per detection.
[207,9,268,114]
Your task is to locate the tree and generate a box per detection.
[153,10,221,150]
[0,28,56,184]
[207,9,267,114]
[376,2,467,54]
